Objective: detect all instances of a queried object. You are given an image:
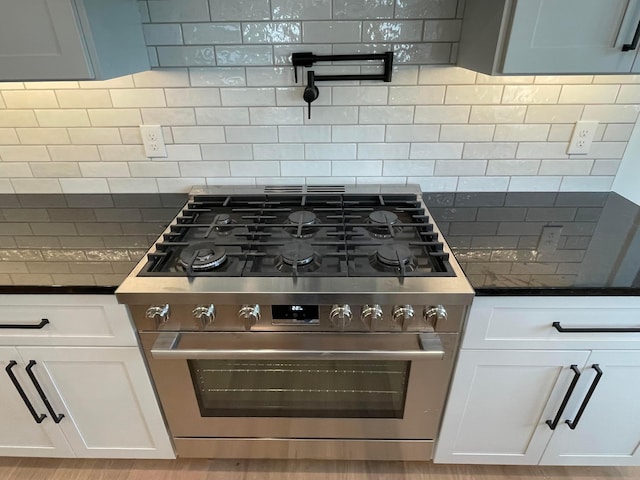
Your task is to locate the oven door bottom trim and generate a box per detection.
[173,438,434,461]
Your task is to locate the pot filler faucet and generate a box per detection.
[292,51,394,119]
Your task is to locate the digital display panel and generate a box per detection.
[271,305,319,322]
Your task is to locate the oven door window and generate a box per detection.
[188,359,410,418]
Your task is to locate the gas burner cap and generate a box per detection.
[179,242,227,271]
[280,242,316,267]
[285,211,320,238]
[213,213,234,233]
[376,244,412,267]
[369,210,398,225]
[367,210,402,238]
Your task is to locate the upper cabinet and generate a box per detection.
[458,0,640,75]
[0,0,150,82]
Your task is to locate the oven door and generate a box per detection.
[141,331,456,440]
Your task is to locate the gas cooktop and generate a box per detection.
[137,185,454,278]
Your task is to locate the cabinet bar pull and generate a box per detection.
[0,318,49,330]
[5,361,46,424]
[622,19,640,51]
[25,361,64,424]
[546,364,581,430]
[565,364,603,430]
[552,321,640,333]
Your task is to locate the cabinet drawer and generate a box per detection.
[463,297,640,350]
[0,295,136,347]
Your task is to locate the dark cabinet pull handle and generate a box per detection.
[553,321,640,333]
[5,361,46,424]
[622,19,640,51]
[0,318,49,330]
[25,361,64,424]
[565,364,603,430]
[546,364,581,430]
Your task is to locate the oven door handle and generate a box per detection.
[149,332,445,361]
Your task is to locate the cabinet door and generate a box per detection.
[503,0,639,74]
[434,349,590,464]
[0,0,94,81]
[0,349,74,457]
[16,346,174,459]
[541,351,640,466]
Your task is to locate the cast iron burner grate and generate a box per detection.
[138,192,453,280]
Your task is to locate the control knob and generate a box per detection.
[193,304,216,329]
[360,304,383,330]
[238,304,261,331]
[145,304,170,328]
[330,304,352,330]
[392,305,415,330]
[424,305,447,329]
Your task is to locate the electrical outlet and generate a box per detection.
[567,120,598,155]
[538,225,563,252]
[140,125,167,158]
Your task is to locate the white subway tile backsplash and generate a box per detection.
[382,160,434,176]
[250,107,303,124]
[364,20,423,42]
[560,176,614,192]
[88,109,142,127]
[0,111,38,127]
[225,126,278,143]
[358,143,410,159]
[183,23,242,45]
[389,86,445,105]
[359,106,414,124]
[172,126,225,143]
[230,160,279,176]
[410,142,462,159]
[469,105,526,124]
[332,87,388,105]
[196,107,250,125]
[332,125,385,142]
[0,2,635,194]
[559,85,620,104]
[305,143,356,160]
[141,108,196,125]
[440,124,494,142]
[0,146,50,162]
[279,125,332,142]
[253,143,303,160]
[385,124,439,142]
[35,110,90,127]
[129,162,180,178]
[2,91,58,109]
[414,105,469,123]
[201,144,253,160]
[281,160,331,176]
[216,46,273,66]
[303,21,362,43]
[582,105,640,123]
[178,161,230,177]
[221,88,276,106]
[332,160,382,176]
[190,68,247,87]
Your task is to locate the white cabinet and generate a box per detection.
[435,296,640,466]
[0,295,174,459]
[0,0,149,81]
[458,0,640,75]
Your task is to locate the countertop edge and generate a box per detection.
[0,285,117,295]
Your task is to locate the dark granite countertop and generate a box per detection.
[425,192,640,296]
[1,191,638,296]
[0,193,187,293]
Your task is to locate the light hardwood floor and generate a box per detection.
[1,458,640,480]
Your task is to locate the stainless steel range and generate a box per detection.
[116,184,473,461]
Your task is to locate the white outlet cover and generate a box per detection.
[567,120,598,155]
[140,125,167,158]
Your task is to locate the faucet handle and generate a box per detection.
[303,70,319,119]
